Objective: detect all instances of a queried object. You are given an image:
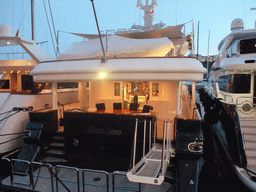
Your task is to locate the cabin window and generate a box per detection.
[0,80,10,89]
[124,81,149,110]
[231,41,238,56]
[152,83,159,96]
[22,75,34,91]
[240,38,256,54]
[57,82,78,89]
[219,74,251,93]
[114,83,120,96]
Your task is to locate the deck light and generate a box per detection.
[98,71,107,79]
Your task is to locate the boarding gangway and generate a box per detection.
[127,119,173,185]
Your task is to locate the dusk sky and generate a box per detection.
[1,0,256,57]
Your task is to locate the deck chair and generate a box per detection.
[96,103,106,110]
[113,103,122,110]
[142,105,153,113]
[129,103,138,111]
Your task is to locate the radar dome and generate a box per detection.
[0,24,14,37]
[231,18,244,32]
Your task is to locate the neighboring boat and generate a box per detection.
[203,18,256,166]
[204,18,256,119]
[0,16,79,155]
[200,18,256,191]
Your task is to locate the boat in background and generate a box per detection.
[205,18,256,119]
[0,20,79,155]
[203,18,256,167]
[200,18,256,191]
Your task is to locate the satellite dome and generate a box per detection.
[0,24,14,37]
[231,18,244,32]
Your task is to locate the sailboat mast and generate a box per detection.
[31,0,35,40]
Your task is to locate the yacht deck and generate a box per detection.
[1,162,173,192]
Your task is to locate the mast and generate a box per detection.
[135,0,161,31]
[31,0,35,40]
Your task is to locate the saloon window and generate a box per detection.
[218,74,251,93]
[240,38,256,54]
[0,79,10,89]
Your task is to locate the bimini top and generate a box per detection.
[58,35,174,60]
[31,57,206,82]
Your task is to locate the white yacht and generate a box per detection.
[0,22,79,155]
[201,18,256,191]
[0,1,210,191]
[205,18,256,119]
[7,1,254,192]
[204,18,256,166]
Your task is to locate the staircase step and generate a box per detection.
[245,149,256,157]
[49,142,64,148]
[46,149,65,158]
[240,120,256,127]
[245,141,256,150]
[247,157,256,166]
[42,156,67,163]
[244,134,256,142]
[242,127,256,134]
[53,135,64,141]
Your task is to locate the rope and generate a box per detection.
[47,0,59,55]
[0,135,25,146]
[0,111,20,123]
[43,0,57,56]
[0,110,13,116]
[0,131,29,137]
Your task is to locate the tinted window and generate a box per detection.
[0,80,10,89]
[218,74,251,93]
[240,38,256,54]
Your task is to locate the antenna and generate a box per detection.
[31,0,35,40]
[90,0,106,63]
[206,30,210,81]
[197,21,199,60]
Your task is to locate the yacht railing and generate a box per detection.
[193,107,202,120]
[82,169,109,192]
[113,171,141,192]
[218,93,234,103]
[55,165,80,192]
[7,158,54,191]
[1,158,154,192]
[0,52,30,60]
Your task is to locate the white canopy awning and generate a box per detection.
[71,24,185,41]
[31,57,207,82]
[58,35,174,60]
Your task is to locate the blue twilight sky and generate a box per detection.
[1,0,256,57]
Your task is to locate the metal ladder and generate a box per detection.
[127,119,173,185]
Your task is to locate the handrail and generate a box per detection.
[1,158,54,191]
[113,171,141,192]
[0,52,29,60]
[132,119,138,169]
[56,165,80,192]
[82,169,109,192]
